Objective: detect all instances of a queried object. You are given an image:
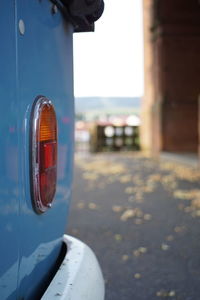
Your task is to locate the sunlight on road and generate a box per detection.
[69,152,200,299]
[75,153,200,219]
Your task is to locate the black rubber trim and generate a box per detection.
[50,0,104,32]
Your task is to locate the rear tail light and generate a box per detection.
[31,96,57,214]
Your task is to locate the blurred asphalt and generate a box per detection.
[67,152,200,300]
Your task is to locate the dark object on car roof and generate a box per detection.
[51,0,104,32]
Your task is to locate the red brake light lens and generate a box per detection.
[31,96,57,213]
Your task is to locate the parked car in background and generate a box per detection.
[0,1,104,299]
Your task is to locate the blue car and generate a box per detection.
[0,1,104,299]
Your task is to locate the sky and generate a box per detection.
[73,0,144,98]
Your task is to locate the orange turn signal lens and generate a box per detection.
[31,96,57,214]
[39,104,57,142]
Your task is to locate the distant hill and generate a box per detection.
[75,97,141,113]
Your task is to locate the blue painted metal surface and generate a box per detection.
[0,1,74,299]
[0,3,19,299]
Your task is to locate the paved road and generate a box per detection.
[67,152,200,300]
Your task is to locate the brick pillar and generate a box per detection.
[142,0,200,154]
[141,0,157,154]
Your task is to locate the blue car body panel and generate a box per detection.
[0,2,19,299]
[0,1,74,299]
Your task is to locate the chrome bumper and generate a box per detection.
[41,235,105,300]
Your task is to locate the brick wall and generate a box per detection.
[142,0,200,153]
